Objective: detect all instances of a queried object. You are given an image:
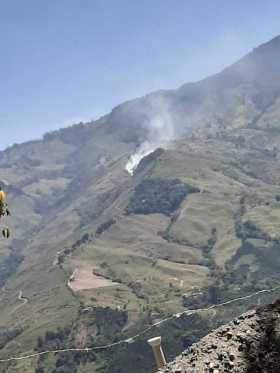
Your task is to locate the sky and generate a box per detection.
[1,0,280,150]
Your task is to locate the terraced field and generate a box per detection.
[1,36,280,372]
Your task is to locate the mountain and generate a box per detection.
[160,300,280,373]
[1,35,280,372]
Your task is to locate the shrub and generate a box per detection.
[96,218,116,236]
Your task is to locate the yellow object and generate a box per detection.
[0,191,6,203]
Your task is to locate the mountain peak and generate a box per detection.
[232,34,280,83]
[255,34,280,52]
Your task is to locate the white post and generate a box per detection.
[148,336,166,369]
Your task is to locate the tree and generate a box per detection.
[0,188,10,239]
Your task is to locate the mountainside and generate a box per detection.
[1,36,280,372]
[160,300,280,373]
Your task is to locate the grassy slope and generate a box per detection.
[2,125,280,372]
[1,36,280,372]
[75,124,280,372]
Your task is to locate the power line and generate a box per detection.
[0,284,280,363]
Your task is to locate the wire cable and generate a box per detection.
[0,284,280,363]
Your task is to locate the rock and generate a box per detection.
[226,360,235,369]
[226,332,233,340]
[238,344,244,352]
[236,333,246,342]
[209,367,218,373]
[246,311,255,318]
[156,300,280,373]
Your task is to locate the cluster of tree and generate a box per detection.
[96,218,116,236]
[57,233,90,265]
[36,327,71,352]
[89,307,128,338]
[126,178,199,216]
[36,349,97,373]
[236,219,270,241]
[0,326,22,349]
[35,327,96,372]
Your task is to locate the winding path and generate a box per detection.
[12,290,28,313]
[0,284,280,363]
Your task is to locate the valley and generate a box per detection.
[1,36,280,372]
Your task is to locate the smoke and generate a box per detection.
[124,32,247,176]
[125,100,175,175]
[125,141,155,175]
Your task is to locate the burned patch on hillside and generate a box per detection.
[134,148,165,174]
[126,178,199,216]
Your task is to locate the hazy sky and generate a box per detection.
[1,0,280,150]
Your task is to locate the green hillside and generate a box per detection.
[2,36,280,372]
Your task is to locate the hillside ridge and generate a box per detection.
[1,35,280,372]
[159,300,280,373]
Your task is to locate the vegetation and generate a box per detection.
[58,233,91,265]
[0,252,24,286]
[35,326,97,373]
[126,178,199,216]
[0,327,22,349]
[2,36,280,373]
[96,219,116,236]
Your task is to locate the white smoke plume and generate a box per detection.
[125,103,175,175]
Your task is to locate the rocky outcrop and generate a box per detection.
[159,300,280,373]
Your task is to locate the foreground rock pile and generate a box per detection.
[159,300,280,373]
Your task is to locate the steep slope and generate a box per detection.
[160,300,280,373]
[1,35,280,372]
